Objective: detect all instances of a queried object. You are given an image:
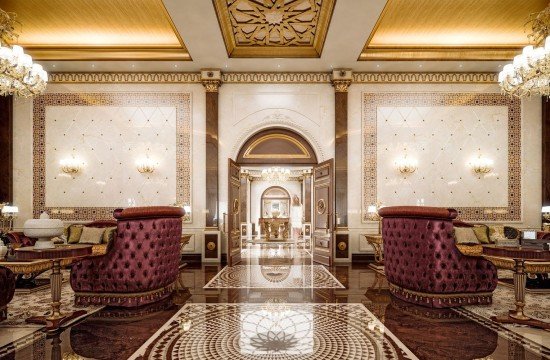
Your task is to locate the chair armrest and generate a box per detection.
[455,244,483,257]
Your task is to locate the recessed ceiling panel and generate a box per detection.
[359,0,548,60]
[213,0,336,58]
[0,0,191,60]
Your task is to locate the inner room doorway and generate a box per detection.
[226,127,335,267]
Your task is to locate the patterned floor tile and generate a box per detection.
[131,303,418,360]
[204,265,345,289]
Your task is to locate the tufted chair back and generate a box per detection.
[70,206,185,307]
[379,206,497,308]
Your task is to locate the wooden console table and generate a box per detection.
[259,217,290,241]
[483,246,550,330]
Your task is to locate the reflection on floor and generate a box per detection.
[204,265,345,289]
[0,243,549,359]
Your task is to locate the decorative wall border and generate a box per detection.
[49,72,201,84]
[362,92,521,222]
[33,92,192,222]
[49,72,498,84]
[352,72,497,84]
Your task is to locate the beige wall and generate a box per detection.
[11,75,542,260]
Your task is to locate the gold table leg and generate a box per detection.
[26,259,87,332]
[491,258,550,330]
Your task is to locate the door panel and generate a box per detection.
[312,159,334,266]
[227,159,242,266]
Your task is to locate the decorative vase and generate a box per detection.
[23,212,64,250]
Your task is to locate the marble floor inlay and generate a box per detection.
[131,303,418,360]
[204,265,345,289]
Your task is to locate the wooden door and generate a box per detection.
[227,159,242,266]
[312,159,335,266]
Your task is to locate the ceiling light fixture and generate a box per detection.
[499,4,550,97]
[0,9,48,97]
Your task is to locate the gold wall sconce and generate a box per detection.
[470,156,493,175]
[136,157,157,174]
[60,157,82,174]
[395,156,418,175]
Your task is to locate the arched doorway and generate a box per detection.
[227,127,334,267]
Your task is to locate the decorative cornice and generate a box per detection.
[222,72,331,83]
[49,72,201,84]
[48,72,499,85]
[353,72,498,84]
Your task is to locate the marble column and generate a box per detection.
[332,70,352,260]
[201,69,222,229]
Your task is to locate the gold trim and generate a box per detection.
[75,282,175,299]
[316,199,326,215]
[389,283,493,299]
[353,72,497,83]
[207,241,216,251]
[359,48,521,61]
[49,72,201,83]
[222,72,332,83]
[243,134,311,159]
[483,255,550,273]
[27,47,191,61]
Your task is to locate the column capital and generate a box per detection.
[201,69,222,92]
[331,69,352,92]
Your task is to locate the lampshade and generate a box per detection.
[1,205,18,215]
[542,206,550,213]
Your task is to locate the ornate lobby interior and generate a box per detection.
[0,0,550,359]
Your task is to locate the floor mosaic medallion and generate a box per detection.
[131,303,417,360]
[204,265,345,289]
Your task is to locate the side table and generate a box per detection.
[483,246,550,330]
[361,234,384,272]
[15,244,92,332]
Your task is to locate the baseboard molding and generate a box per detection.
[351,253,375,263]
[180,253,202,264]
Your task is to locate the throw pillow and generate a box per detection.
[473,225,490,244]
[453,227,480,245]
[102,227,117,244]
[488,225,505,244]
[79,226,105,245]
[67,224,84,244]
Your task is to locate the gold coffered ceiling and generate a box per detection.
[359,0,548,61]
[213,0,336,58]
[0,0,190,60]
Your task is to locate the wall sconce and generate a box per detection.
[60,157,82,174]
[470,156,493,175]
[395,156,418,175]
[136,157,157,174]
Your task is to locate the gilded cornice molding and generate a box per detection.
[49,71,498,84]
[352,72,498,83]
[222,72,332,83]
[49,72,201,83]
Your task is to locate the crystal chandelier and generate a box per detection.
[499,6,550,97]
[0,9,48,97]
[261,167,290,182]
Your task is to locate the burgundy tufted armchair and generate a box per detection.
[0,266,16,321]
[379,206,497,308]
[70,206,185,307]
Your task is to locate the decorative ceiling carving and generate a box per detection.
[213,0,336,58]
[359,0,548,61]
[0,0,190,61]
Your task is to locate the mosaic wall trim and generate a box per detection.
[49,72,201,84]
[49,72,497,84]
[353,72,497,84]
[33,92,192,222]
[362,92,521,222]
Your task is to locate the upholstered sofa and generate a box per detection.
[379,206,497,308]
[70,206,184,307]
[0,266,16,322]
[7,220,117,256]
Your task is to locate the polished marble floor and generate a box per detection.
[1,243,549,360]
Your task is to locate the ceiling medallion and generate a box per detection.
[499,4,550,97]
[0,9,47,97]
[213,0,336,58]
